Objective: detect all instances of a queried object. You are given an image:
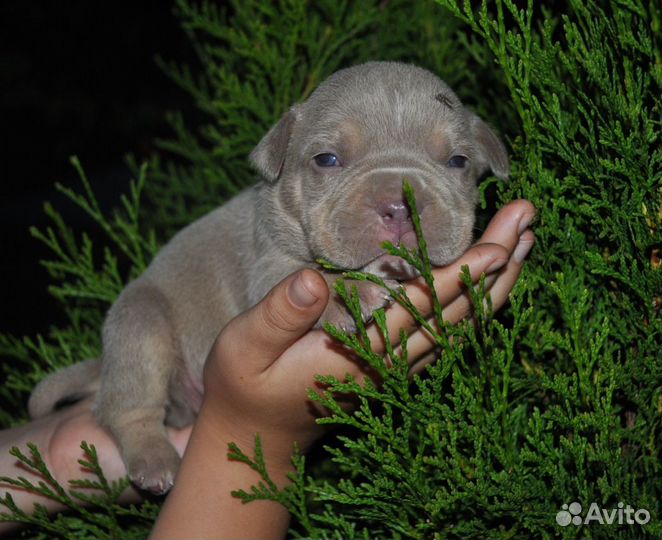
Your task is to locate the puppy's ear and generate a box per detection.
[250,107,298,182]
[470,114,510,180]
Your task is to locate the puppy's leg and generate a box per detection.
[95,280,181,494]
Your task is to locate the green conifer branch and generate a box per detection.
[0,442,148,539]
[1,1,660,537]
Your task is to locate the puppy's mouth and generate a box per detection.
[360,252,421,281]
[324,208,423,280]
[356,217,421,279]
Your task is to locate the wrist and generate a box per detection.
[151,399,294,539]
[195,399,296,482]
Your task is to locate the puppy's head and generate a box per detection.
[251,62,508,279]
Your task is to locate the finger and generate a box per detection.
[476,199,535,251]
[489,229,534,311]
[367,242,509,347]
[402,229,535,372]
[434,228,534,324]
[390,272,498,373]
[425,201,535,323]
[221,269,329,371]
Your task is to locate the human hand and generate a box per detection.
[199,199,535,468]
[34,398,191,507]
[0,395,191,536]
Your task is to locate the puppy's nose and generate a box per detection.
[378,200,413,235]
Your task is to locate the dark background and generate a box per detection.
[1,1,197,336]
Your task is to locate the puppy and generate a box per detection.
[29,62,508,493]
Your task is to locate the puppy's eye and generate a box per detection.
[313,153,341,168]
[447,155,468,168]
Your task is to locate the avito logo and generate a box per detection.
[556,501,651,527]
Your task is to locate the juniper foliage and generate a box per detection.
[1,0,660,539]
[0,442,158,539]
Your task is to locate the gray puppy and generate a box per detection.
[28,62,508,494]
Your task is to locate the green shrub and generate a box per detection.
[1,1,660,538]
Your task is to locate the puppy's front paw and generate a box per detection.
[316,276,398,333]
[126,441,181,495]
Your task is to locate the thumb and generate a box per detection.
[232,269,329,369]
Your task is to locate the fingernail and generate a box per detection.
[518,212,535,235]
[289,271,319,307]
[513,236,534,263]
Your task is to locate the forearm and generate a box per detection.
[150,403,294,540]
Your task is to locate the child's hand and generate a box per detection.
[199,199,535,467]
